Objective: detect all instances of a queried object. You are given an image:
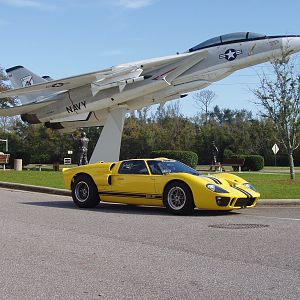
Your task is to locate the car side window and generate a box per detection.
[118,160,149,175]
[147,161,163,175]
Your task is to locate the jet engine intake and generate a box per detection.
[45,122,64,130]
[21,113,41,124]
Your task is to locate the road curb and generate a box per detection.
[257,199,300,206]
[0,182,71,196]
[0,181,299,206]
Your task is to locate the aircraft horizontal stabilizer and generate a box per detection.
[0,100,56,117]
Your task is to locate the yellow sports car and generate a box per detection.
[63,158,260,215]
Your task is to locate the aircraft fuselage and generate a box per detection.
[5,32,300,132]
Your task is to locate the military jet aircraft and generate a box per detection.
[1,32,300,162]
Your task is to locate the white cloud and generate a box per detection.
[116,0,155,9]
[0,0,40,8]
[0,0,155,10]
[0,0,56,10]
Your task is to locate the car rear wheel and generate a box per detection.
[163,181,194,215]
[72,175,100,208]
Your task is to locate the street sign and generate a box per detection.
[272,143,279,154]
[272,143,279,167]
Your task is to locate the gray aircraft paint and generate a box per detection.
[1,33,300,132]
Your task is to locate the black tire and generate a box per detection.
[72,175,100,208]
[163,181,195,215]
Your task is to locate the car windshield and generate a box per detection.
[147,160,200,176]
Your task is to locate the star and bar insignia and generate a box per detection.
[219,49,243,61]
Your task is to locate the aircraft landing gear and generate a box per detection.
[89,106,127,163]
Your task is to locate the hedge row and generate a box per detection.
[231,155,264,171]
[151,150,198,168]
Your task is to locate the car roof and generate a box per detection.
[121,158,171,162]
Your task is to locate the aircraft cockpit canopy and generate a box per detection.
[189,32,266,52]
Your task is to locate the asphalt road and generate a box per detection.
[0,188,299,300]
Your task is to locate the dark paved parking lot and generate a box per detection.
[0,188,299,299]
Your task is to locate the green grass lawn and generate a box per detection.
[234,173,300,199]
[0,170,65,189]
[0,169,299,199]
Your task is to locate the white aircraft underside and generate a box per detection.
[1,32,300,162]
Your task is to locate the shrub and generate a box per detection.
[9,151,31,167]
[232,154,264,171]
[223,148,234,158]
[151,150,198,168]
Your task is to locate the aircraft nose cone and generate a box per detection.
[282,36,300,53]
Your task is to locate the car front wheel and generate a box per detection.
[72,175,100,208]
[163,181,194,215]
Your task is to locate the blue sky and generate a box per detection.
[1,0,300,116]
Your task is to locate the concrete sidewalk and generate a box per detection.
[0,181,299,206]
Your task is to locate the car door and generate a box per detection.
[105,160,162,206]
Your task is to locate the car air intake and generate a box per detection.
[216,196,230,207]
[234,198,255,207]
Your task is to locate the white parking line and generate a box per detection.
[243,214,300,221]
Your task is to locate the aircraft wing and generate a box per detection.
[118,53,189,73]
[0,66,140,99]
[151,50,208,83]
[117,51,208,76]
[0,50,207,100]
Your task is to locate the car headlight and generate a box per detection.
[206,184,229,193]
[243,183,257,192]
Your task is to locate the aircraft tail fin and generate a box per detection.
[5,65,49,104]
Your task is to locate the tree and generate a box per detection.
[253,51,300,180]
[0,66,18,133]
[194,90,216,124]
